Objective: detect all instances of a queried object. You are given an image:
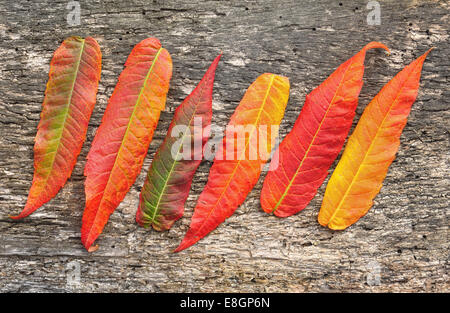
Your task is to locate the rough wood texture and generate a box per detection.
[0,0,448,292]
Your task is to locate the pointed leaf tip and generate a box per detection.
[174,238,193,253]
[364,41,390,54]
[421,47,434,58]
[173,246,183,253]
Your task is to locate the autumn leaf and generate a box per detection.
[11,36,102,219]
[175,73,290,252]
[318,49,432,230]
[260,42,389,217]
[82,38,172,251]
[136,54,221,231]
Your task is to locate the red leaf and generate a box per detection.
[11,36,102,219]
[136,54,221,231]
[175,73,290,252]
[260,42,389,217]
[82,38,172,251]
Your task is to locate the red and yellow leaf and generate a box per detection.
[260,42,389,217]
[318,49,432,230]
[82,38,172,251]
[175,73,290,252]
[11,36,102,219]
[136,54,221,231]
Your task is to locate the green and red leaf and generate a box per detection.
[82,38,172,251]
[11,36,102,219]
[136,54,221,231]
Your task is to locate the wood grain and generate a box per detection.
[0,0,448,292]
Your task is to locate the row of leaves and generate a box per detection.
[11,36,431,252]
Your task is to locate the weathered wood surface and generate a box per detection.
[0,0,448,292]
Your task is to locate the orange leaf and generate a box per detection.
[318,49,432,230]
[82,38,172,250]
[175,73,290,252]
[11,36,102,219]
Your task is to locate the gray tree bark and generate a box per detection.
[0,0,448,292]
